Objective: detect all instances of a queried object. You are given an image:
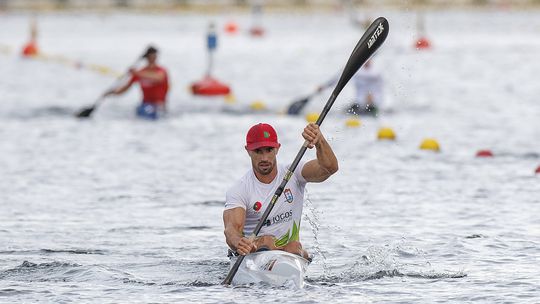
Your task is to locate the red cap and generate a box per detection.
[246,123,280,151]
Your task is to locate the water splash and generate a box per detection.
[303,194,330,276]
[307,240,466,284]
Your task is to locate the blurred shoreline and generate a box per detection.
[1,0,540,13]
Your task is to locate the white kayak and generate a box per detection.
[229,250,310,288]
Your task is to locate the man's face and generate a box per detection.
[146,53,157,64]
[246,146,279,176]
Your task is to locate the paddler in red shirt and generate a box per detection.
[105,46,169,119]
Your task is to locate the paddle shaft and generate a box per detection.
[76,57,143,118]
[222,17,389,286]
[97,59,142,105]
[93,72,134,107]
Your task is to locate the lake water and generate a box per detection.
[1,8,539,303]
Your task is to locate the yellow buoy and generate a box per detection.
[305,112,319,123]
[419,138,440,152]
[377,127,396,140]
[250,100,266,111]
[224,94,236,104]
[345,118,361,128]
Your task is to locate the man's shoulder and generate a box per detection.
[279,162,305,174]
[283,161,308,185]
[140,65,167,72]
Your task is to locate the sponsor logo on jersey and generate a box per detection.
[265,210,293,226]
[284,188,293,203]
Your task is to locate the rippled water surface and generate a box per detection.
[1,8,539,303]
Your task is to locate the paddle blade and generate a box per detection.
[222,254,245,286]
[75,106,95,118]
[334,17,389,97]
[286,96,310,115]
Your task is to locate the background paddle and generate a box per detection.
[222,16,389,286]
[75,57,143,118]
[286,94,312,115]
[286,78,335,115]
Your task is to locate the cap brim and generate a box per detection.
[246,142,280,151]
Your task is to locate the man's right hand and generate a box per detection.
[102,89,114,98]
[235,237,256,255]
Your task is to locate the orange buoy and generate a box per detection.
[415,37,431,50]
[191,75,231,96]
[476,150,494,158]
[249,26,265,37]
[22,41,39,57]
[22,18,39,57]
[224,21,238,34]
[414,12,431,50]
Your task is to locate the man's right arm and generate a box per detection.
[104,76,136,97]
[223,207,256,255]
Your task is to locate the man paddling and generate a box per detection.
[317,60,384,117]
[104,46,169,119]
[345,60,384,116]
[223,123,338,259]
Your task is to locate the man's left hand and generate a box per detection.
[302,123,322,149]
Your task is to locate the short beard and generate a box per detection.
[256,162,274,175]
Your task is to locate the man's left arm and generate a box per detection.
[301,123,338,183]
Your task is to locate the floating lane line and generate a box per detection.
[0,43,122,77]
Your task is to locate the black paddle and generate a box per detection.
[75,97,106,118]
[75,57,143,118]
[286,79,335,115]
[222,17,389,286]
[286,95,311,115]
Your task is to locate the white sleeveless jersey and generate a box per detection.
[353,67,384,106]
[225,162,307,247]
